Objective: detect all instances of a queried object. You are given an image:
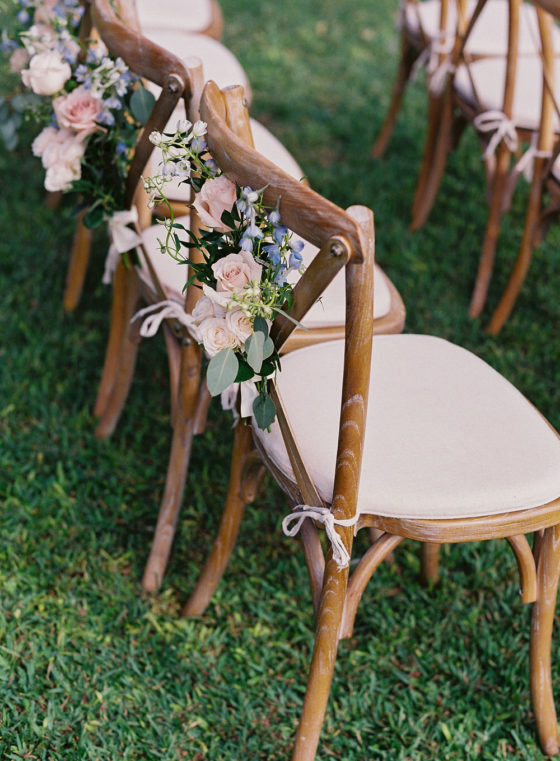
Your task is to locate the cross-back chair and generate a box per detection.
[487,4,559,332]
[372,0,559,162]
[80,11,404,594]
[393,0,560,325]
[63,0,248,313]
[132,89,405,594]
[187,78,560,761]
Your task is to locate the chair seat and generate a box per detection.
[253,336,560,520]
[143,31,250,99]
[405,0,560,56]
[136,0,213,34]
[454,56,560,133]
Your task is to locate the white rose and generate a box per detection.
[225,308,253,344]
[40,129,85,169]
[212,251,262,294]
[201,283,232,318]
[198,317,240,358]
[31,126,59,158]
[191,295,215,324]
[21,50,71,95]
[44,160,81,192]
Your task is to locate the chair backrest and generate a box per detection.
[200,81,376,524]
[85,0,193,209]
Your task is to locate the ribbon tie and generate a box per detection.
[103,208,143,284]
[221,381,259,424]
[473,111,518,160]
[513,133,553,182]
[131,299,198,340]
[282,505,359,569]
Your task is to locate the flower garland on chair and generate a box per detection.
[137,120,306,430]
[1,0,155,230]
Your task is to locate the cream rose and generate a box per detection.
[225,308,253,344]
[191,294,215,324]
[192,175,236,232]
[44,160,81,192]
[40,129,85,169]
[33,0,58,24]
[31,126,59,158]
[198,317,240,358]
[201,283,232,317]
[53,86,103,135]
[212,250,262,293]
[9,48,30,74]
[21,50,71,95]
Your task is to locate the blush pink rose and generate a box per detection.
[31,125,59,158]
[53,86,103,135]
[34,0,58,24]
[212,251,262,293]
[198,317,240,357]
[192,175,236,232]
[21,50,71,95]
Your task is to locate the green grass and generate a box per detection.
[1,0,560,758]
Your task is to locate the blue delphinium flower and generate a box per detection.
[263,243,281,266]
[17,9,30,23]
[115,140,128,157]
[97,109,115,127]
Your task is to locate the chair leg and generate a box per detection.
[420,542,440,585]
[95,271,141,439]
[487,164,545,335]
[141,342,202,593]
[182,421,254,617]
[94,261,132,418]
[371,30,419,159]
[410,93,453,231]
[530,524,560,757]
[46,190,62,209]
[63,211,92,312]
[469,145,512,319]
[292,562,349,761]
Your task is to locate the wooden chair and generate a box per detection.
[63,0,249,313]
[372,0,559,160]
[400,0,560,324]
[189,78,560,761]
[487,4,559,332]
[85,0,405,596]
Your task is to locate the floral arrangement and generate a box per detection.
[140,120,305,429]
[1,0,155,228]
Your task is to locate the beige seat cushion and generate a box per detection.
[454,56,560,132]
[405,0,560,56]
[142,31,250,98]
[253,336,560,519]
[136,0,213,34]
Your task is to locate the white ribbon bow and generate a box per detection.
[473,110,518,160]
[103,208,143,284]
[513,133,553,183]
[411,32,454,90]
[282,505,359,569]
[131,299,198,339]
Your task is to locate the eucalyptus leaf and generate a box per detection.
[83,205,105,229]
[262,336,274,360]
[235,359,254,383]
[207,348,239,396]
[245,331,265,373]
[130,86,155,125]
[253,316,269,336]
[253,392,277,430]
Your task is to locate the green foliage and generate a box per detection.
[1,0,560,758]
[129,85,156,126]
[206,348,239,395]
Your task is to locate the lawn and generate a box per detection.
[1,0,560,758]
